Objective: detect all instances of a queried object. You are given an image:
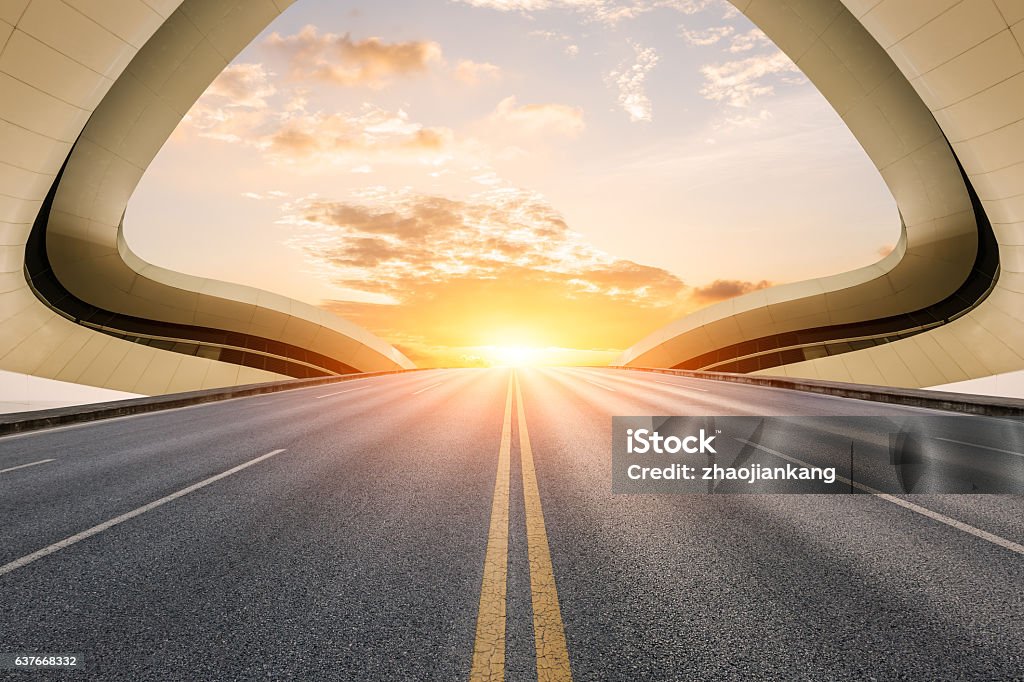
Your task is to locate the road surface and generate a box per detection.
[0,368,1021,680]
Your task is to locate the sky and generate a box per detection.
[127,0,899,368]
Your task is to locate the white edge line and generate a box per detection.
[934,437,1023,459]
[315,386,370,399]
[0,459,55,475]
[736,439,1024,555]
[411,381,446,395]
[0,449,286,577]
[653,380,709,392]
[575,376,617,392]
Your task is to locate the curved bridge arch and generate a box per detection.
[0,0,1021,393]
[0,0,411,395]
[620,0,1024,388]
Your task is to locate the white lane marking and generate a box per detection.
[572,376,617,392]
[315,386,370,399]
[412,381,446,395]
[737,439,1024,556]
[0,459,54,475]
[653,380,709,392]
[934,437,1023,459]
[0,449,286,577]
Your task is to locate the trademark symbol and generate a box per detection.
[716,429,722,434]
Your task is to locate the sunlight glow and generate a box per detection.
[485,345,544,367]
[470,344,617,367]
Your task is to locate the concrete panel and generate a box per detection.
[19,0,135,77]
[911,30,1024,110]
[63,0,165,49]
[164,355,211,394]
[884,0,1005,77]
[995,0,1024,25]
[935,72,1024,143]
[33,324,91,378]
[131,349,180,394]
[0,71,90,142]
[0,119,71,173]
[955,119,1024,174]
[0,0,30,26]
[858,0,960,49]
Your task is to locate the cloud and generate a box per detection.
[185,92,454,168]
[204,63,276,108]
[457,0,551,9]
[284,187,681,297]
[529,29,581,58]
[284,187,694,363]
[607,43,659,122]
[679,25,734,46]
[264,107,454,165]
[185,72,587,174]
[714,108,773,131]
[285,187,688,307]
[728,28,772,53]
[670,0,721,13]
[488,96,586,137]
[453,0,730,25]
[455,60,502,85]
[265,26,442,88]
[529,29,573,40]
[699,51,800,107]
[690,279,772,303]
[280,186,775,366]
[241,190,290,200]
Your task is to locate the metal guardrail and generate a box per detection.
[0,369,425,437]
[609,365,1024,419]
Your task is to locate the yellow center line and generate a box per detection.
[469,373,514,681]
[515,371,574,682]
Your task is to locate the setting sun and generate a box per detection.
[474,345,617,368]
[485,345,543,367]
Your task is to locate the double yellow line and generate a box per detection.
[470,371,573,682]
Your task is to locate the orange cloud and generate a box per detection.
[263,108,453,164]
[266,26,442,89]
[488,96,586,137]
[281,188,770,367]
[690,278,772,303]
[185,63,584,172]
[205,63,277,107]
[185,80,454,167]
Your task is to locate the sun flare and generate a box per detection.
[485,345,544,367]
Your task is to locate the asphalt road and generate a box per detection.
[0,367,1021,680]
